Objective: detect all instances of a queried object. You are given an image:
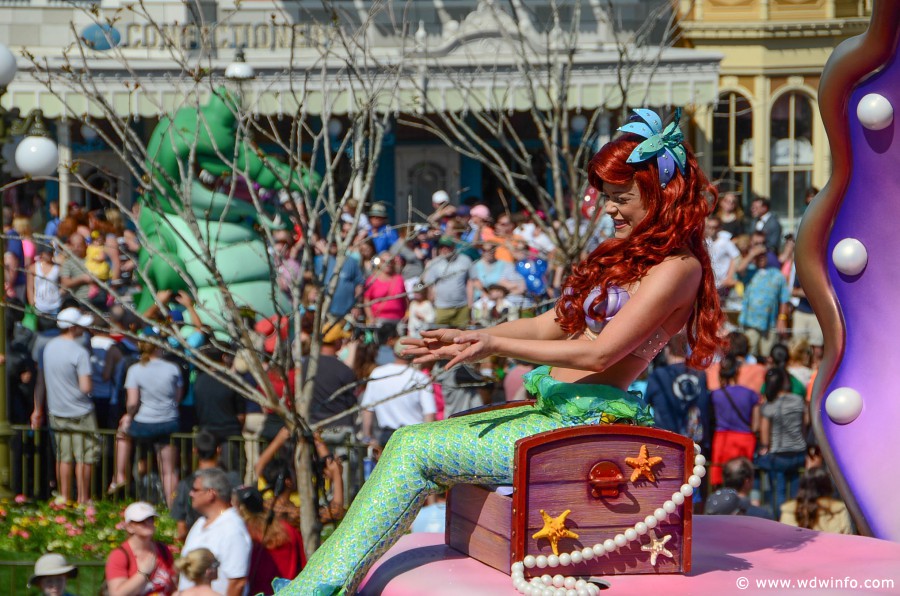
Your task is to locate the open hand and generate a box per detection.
[402,329,466,364]
[445,331,497,369]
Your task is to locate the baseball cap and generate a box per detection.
[704,489,742,515]
[437,236,456,248]
[455,205,471,217]
[322,320,352,345]
[124,501,158,523]
[432,190,450,205]
[470,204,491,220]
[28,553,77,586]
[57,307,94,330]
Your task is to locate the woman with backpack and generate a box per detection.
[709,354,760,486]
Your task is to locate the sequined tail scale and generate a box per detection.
[279,372,652,595]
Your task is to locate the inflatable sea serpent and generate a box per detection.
[139,87,317,325]
[799,0,900,541]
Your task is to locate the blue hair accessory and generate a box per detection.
[617,108,687,188]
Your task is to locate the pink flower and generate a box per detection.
[84,506,96,517]
[20,531,29,539]
[13,495,26,504]
[55,516,66,524]
[66,528,79,536]
[0,509,7,517]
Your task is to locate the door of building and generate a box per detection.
[394,145,460,225]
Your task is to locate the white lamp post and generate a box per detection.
[225,46,255,81]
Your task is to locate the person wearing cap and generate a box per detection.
[367,201,399,254]
[427,190,457,229]
[420,236,473,328]
[31,306,97,503]
[105,501,177,595]
[360,336,436,450]
[462,203,493,244]
[29,553,78,596]
[180,468,252,596]
[704,457,770,519]
[27,242,63,317]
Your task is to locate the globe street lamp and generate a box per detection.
[0,41,59,497]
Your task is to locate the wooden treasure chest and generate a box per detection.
[446,420,698,578]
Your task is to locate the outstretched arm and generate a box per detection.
[441,257,702,371]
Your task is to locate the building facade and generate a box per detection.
[679,0,871,229]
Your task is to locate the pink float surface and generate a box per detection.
[359,516,900,595]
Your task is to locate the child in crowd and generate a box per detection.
[174,548,220,596]
[85,230,110,299]
[406,283,435,338]
[28,554,78,596]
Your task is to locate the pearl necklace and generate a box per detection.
[510,444,706,596]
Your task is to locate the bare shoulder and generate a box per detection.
[647,252,702,281]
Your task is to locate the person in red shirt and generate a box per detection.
[105,502,177,595]
[235,485,306,596]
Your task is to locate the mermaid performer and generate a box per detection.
[281,109,724,595]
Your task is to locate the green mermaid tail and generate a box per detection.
[279,367,652,595]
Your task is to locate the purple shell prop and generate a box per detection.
[799,0,900,540]
[583,285,630,333]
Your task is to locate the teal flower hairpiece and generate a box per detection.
[617,108,687,187]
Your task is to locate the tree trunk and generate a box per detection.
[295,434,320,557]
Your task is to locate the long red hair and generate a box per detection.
[556,133,725,368]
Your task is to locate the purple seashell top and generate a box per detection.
[583,284,630,333]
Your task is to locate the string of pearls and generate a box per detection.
[510,444,705,596]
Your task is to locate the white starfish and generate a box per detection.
[641,529,674,566]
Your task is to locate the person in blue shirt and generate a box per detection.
[43,200,61,238]
[368,202,399,254]
[739,249,791,359]
[315,244,366,318]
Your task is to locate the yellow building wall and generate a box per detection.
[680,0,869,226]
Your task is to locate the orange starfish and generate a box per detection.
[531,509,579,556]
[625,444,663,483]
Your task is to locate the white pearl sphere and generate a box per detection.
[524,555,537,568]
[567,590,578,596]
[536,555,549,568]
[541,574,553,585]
[635,521,648,535]
[592,544,605,556]
[681,484,694,497]
[625,528,638,542]
[832,238,868,276]
[558,553,571,566]
[581,547,595,560]
[512,562,525,574]
[672,491,685,505]
[695,454,706,466]
[547,555,560,568]
[15,136,59,177]
[663,500,677,514]
[603,539,617,553]
[553,574,566,587]
[570,550,583,564]
[575,579,587,589]
[826,386,864,424]
[542,587,555,596]
[689,475,702,488]
[694,443,701,453]
[694,465,707,478]
[565,576,577,589]
[614,533,628,547]
[857,93,894,131]
[555,589,567,596]
[644,515,658,529]
[577,589,589,596]
[653,507,667,521]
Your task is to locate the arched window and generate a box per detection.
[712,91,753,210]
[769,91,814,223]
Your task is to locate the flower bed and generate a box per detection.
[0,495,177,561]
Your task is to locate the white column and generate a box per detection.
[56,119,71,218]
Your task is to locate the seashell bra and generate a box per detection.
[581,284,671,363]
